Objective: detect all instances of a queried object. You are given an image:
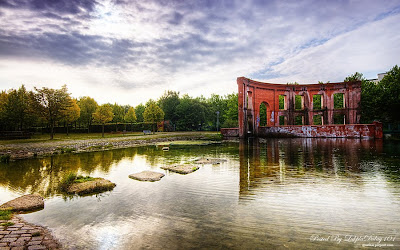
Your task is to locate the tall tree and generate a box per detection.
[158,90,180,125]
[32,85,72,139]
[124,107,137,131]
[175,95,206,131]
[63,98,80,135]
[379,65,400,123]
[222,93,238,128]
[344,72,378,123]
[78,96,98,133]
[143,103,164,132]
[135,104,145,123]
[111,103,125,132]
[93,104,114,137]
[2,85,35,130]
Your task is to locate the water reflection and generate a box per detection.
[0,139,399,249]
[238,138,388,197]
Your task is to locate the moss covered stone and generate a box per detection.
[66,178,116,195]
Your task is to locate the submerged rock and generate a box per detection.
[194,158,227,164]
[129,171,165,181]
[66,178,116,195]
[161,165,199,174]
[0,194,44,212]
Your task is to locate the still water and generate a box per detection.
[1,139,400,249]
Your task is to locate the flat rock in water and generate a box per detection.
[194,158,227,164]
[161,165,199,174]
[0,194,44,212]
[66,178,116,195]
[129,171,165,181]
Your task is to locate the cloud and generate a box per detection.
[0,0,399,105]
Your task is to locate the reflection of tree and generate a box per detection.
[0,148,137,198]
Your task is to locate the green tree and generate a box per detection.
[78,96,98,133]
[135,104,145,123]
[379,65,400,123]
[175,95,206,131]
[344,72,377,123]
[93,104,114,137]
[1,85,36,130]
[111,103,125,132]
[158,90,180,125]
[143,103,164,132]
[124,107,137,130]
[222,93,238,128]
[62,98,80,135]
[32,85,72,139]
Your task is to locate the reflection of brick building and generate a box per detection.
[237,77,362,138]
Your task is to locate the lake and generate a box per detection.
[1,138,400,249]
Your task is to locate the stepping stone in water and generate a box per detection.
[161,165,199,174]
[194,158,227,165]
[0,194,44,212]
[129,171,165,182]
[66,178,116,195]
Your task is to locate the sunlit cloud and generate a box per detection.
[0,0,399,105]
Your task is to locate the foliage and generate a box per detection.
[333,93,344,109]
[143,102,164,132]
[295,95,303,110]
[63,98,80,135]
[135,104,145,123]
[0,209,12,220]
[124,107,137,125]
[259,103,267,126]
[111,103,125,131]
[158,90,180,124]
[313,95,322,109]
[379,65,400,123]
[93,104,114,137]
[175,95,205,131]
[59,172,77,191]
[32,85,72,139]
[77,96,98,132]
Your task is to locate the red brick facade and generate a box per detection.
[238,77,362,138]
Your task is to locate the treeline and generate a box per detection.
[345,65,400,125]
[0,85,238,138]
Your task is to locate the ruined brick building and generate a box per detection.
[220,77,382,139]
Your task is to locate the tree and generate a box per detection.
[379,65,400,123]
[111,103,125,132]
[344,72,378,123]
[135,104,145,123]
[222,93,238,128]
[124,107,137,131]
[175,95,206,131]
[158,90,180,125]
[143,103,164,132]
[63,98,80,135]
[78,96,98,133]
[1,85,36,131]
[93,104,114,137]
[32,85,72,139]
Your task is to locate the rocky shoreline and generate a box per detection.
[0,132,220,161]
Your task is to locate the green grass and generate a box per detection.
[74,176,95,183]
[0,222,14,227]
[0,210,12,220]
[59,173,96,191]
[32,231,41,237]
[58,147,76,153]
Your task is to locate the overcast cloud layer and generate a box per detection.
[0,0,399,105]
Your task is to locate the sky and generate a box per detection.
[0,0,399,106]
